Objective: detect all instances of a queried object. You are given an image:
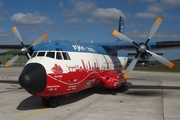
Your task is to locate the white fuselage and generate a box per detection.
[26,50,128,74]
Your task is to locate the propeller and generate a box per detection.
[112,17,174,79]
[5,26,48,67]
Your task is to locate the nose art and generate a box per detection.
[19,63,47,95]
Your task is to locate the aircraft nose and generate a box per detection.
[19,63,47,95]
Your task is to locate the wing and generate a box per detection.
[1,40,180,51]
[95,40,180,54]
[0,44,30,50]
[153,41,180,50]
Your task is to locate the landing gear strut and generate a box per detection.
[42,97,60,108]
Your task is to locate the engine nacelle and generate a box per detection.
[137,43,152,61]
[140,53,151,61]
[102,71,126,89]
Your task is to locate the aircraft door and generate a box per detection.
[102,55,109,70]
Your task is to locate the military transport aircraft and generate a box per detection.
[0,17,180,108]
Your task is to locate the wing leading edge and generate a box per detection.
[0,45,30,50]
[95,40,180,52]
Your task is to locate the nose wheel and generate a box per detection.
[119,85,129,92]
[118,82,132,92]
[42,97,60,108]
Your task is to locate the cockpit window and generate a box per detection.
[62,52,71,60]
[56,52,62,60]
[31,51,71,60]
[46,52,55,58]
[37,52,45,56]
[31,51,37,58]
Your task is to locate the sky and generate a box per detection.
[0,0,180,60]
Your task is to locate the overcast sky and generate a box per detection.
[0,0,180,59]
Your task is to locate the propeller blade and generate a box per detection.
[112,30,139,48]
[9,27,48,67]
[123,58,138,79]
[144,17,162,44]
[29,33,48,48]
[146,50,174,68]
[5,53,22,67]
[12,26,24,47]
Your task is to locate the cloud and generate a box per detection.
[153,29,180,40]
[161,13,173,19]
[147,0,180,13]
[58,2,64,8]
[125,30,148,40]
[62,0,96,16]
[87,8,126,24]
[135,12,157,19]
[0,17,5,23]
[0,0,3,8]
[140,0,157,3]
[61,1,126,24]
[174,15,180,20]
[125,28,180,41]
[63,18,82,24]
[11,13,55,26]
[0,29,8,37]
[128,0,156,3]
[0,29,14,43]
[135,0,180,20]
[161,0,180,7]
[147,3,163,13]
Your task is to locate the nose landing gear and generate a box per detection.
[42,97,60,108]
[119,82,132,92]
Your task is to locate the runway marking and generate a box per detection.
[17,108,48,120]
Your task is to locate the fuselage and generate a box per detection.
[18,41,128,98]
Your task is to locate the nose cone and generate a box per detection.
[19,63,47,95]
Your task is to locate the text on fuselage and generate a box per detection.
[72,45,95,52]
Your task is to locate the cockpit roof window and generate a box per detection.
[46,52,55,58]
[56,52,62,60]
[62,52,71,60]
[37,52,45,57]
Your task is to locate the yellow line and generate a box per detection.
[17,108,48,120]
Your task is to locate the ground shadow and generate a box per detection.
[16,84,120,110]
[126,90,162,96]
[130,85,180,90]
[128,78,146,80]
[126,84,180,96]
[17,96,44,110]
[16,83,180,110]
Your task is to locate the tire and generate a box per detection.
[119,85,129,93]
[49,97,59,108]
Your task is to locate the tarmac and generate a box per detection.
[0,67,180,120]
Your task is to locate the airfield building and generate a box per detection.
[0,51,27,66]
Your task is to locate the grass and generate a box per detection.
[133,62,180,72]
